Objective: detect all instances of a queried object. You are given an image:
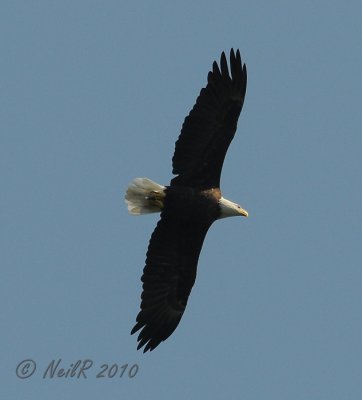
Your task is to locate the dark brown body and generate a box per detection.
[163,186,222,227]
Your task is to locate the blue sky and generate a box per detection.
[2,1,362,399]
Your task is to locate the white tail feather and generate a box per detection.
[125,178,166,215]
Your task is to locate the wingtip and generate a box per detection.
[229,48,243,66]
[130,319,144,336]
[212,60,220,76]
[220,51,229,77]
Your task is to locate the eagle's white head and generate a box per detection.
[218,196,248,219]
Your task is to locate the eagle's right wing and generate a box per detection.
[131,214,210,352]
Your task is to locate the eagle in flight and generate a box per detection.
[126,49,248,352]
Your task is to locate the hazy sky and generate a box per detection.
[2,1,362,399]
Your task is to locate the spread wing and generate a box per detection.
[131,214,210,352]
[171,49,247,188]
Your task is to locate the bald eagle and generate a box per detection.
[126,49,248,352]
